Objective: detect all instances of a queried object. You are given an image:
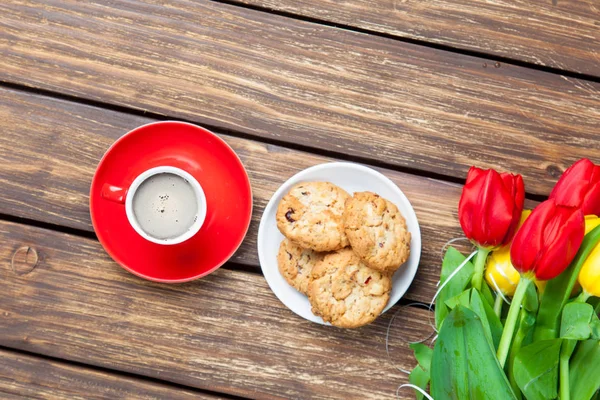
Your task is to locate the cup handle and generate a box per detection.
[101,184,128,204]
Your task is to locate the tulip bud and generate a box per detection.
[485,246,520,296]
[485,210,531,296]
[510,199,585,281]
[549,158,600,216]
[585,215,600,235]
[578,215,600,297]
[459,167,525,249]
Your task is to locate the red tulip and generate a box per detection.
[510,198,585,281]
[549,158,600,216]
[459,167,525,249]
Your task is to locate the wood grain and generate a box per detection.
[236,0,600,77]
[0,349,220,399]
[0,86,469,304]
[0,219,433,399]
[1,0,600,195]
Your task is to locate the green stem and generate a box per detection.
[507,308,536,400]
[507,317,523,398]
[494,294,503,318]
[575,291,591,303]
[471,248,490,291]
[497,277,531,368]
[507,310,527,400]
[560,340,576,400]
[560,351,570,400]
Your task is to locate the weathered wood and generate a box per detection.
[2,0,600,195]
[0,219,433,399]
[236,0,600,77]
[0,349,219,399]
[0,86,469,303]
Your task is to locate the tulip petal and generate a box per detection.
[501,173,525,243]
[511,200,554,274]
[550,158,600,215]
[535,207,584,280]
[511,199,585,280]
[582,181,600,216]
[459,167,520,248]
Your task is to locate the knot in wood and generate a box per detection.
[11,246,39,276]
[546,164,563,178]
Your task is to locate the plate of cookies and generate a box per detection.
[257,162,421,328]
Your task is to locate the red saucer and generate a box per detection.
[90,121,253,282]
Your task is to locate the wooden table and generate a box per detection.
[0,1,599,398]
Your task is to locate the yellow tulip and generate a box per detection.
[485,245,520,296]
[578,215,600,298]
[485,210,532,296]
[585,215,600,235]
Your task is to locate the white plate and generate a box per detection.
[257,162,422,324]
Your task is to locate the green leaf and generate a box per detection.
[445,289,471,310]
[523,280,539,313]
[409,365,430,400]
[430,306,517,400]
[570,340,600,400]
[409,342,433,400]
[410,342,433,373]
[591,316,600,340]
[520,311,537,347]
[470,289,503,351]
[591,295,600,313]
[535,225,600,341]
[435,247,475,329]
[514,339,561,400]
[444,289,504,351]
[560,302,594,340]
[481,280,495,308]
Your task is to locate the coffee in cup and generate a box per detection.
[102,166,207,245]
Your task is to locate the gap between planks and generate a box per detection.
[0,211,436,313]
[0,80,549,203]
[205,0,600,85]
[0,218,433,399]
[3,0,599,196]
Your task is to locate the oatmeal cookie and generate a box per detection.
[308,248,391,328]
[343,191,411,273]
[276,181,349,252]
[277,238,324,294]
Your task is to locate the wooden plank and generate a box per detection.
[0,219,433,399]
[0,349,220,399]
[0,86,468,304]
[236,0,600,77]
[1,1,600,196]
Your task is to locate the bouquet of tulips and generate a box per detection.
[409,159,600,400]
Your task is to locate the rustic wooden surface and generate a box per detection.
[0,219,434,399]
[0,349,219,399]
[2,0,600,196]
[0,86,469,304]
[236,0,600,77]
[0,0,598,398]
